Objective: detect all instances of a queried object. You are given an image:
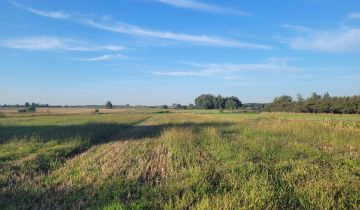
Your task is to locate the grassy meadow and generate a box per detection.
[0,108,359,209]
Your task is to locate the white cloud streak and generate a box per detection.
[280,24,312,32]
[74,54,128,61]
[9,0,22,8]
[347,13,360,20]
[82,19,269,49]
[154,59,298,77]
[285,27,360,52]
[24,7,270,49]
[1,36,125,51]
[154,71,207,77]
[28,8,70,19]
[156,0,248,16]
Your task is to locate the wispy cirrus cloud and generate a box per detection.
[81,18,269,49]
[74,54,128,62]
[154,71,207,77]
[28,8,71,19]
[10,1,70,19]
[155,0,248,16]
[154,58,299,77]
[347,13,360,20]
[1,36,125,51]
[9,0,22,8]
[21,6,270,49]
[282,25,360,52]
[280,24,312,32]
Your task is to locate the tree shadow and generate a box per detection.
[1,177,162,210]
[0,123,132,144]
[0,121,234,209]
[0,121,233,144]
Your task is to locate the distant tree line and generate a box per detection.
[264,92,360,114]
[195,94,242,110]
[2,102,49,108]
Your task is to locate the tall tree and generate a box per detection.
[224,96,242,109]
[105,101,113,109]
[323,92,331,100]
[309,92,322,101]
[214,95,225,109]
[296,93,304,102]
[195,94,215,109]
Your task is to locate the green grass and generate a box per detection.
[0,110,359,209]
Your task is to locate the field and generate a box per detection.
[0,108,359,209]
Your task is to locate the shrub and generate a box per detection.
[27,106,36,112]
[94,109,99,113]
[156,110,170,114]
[18,106,36,113]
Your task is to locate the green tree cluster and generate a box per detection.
[264,92,360,114]
[195,94,242,110]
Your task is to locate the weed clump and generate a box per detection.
[155,110,170,114]
[18,106,36,113]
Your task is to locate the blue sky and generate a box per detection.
[0,0,360,105]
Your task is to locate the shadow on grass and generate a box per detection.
[1,178,162,210]
[0,116,153,144]
[0,121,233,144]
[0,121,234,209]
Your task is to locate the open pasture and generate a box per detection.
[0,109,359,209]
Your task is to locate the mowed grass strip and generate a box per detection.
[0,110,359,209]
[0,113,150,192]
